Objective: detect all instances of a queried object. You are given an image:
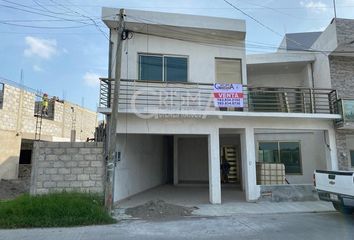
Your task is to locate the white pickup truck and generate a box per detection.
[314,170,354,214]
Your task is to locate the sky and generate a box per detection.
[1,0,354,112]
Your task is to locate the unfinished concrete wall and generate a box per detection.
[178,137,209,183]
[30,142,104,195]
[0,130,21,179]
[114,134,166,202]
[0,83,97,141]
[0,83,98,179]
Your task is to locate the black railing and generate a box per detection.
[99,78,339,115]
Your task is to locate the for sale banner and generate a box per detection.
[213,83,244,108]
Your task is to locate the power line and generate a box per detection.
[0,3,92,24]
[0,21,93,29]
[222,0,328,55]
[17,4,354,10]
[126,14,354,54]
[46,0,109,40]
[0,0,110,38]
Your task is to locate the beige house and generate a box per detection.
[0,81,98,180]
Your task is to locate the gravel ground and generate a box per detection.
[125,200,197,220]
[0,179,29,200]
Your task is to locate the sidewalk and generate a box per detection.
[193,201,335,217]
[115,200,335,220]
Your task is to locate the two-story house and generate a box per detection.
[99,8,341,204]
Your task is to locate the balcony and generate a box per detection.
[99,78,340,119]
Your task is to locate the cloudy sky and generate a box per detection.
[1,0,354,111]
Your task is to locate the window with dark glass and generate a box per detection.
[139,55,163,81]
[139,54,188,82]
[350,150,354,167]
[258,141,301,174]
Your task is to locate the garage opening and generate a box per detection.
[114,133,245,207]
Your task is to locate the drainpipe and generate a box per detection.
[310,62,315,88]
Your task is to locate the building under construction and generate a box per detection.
[0,80,98,180]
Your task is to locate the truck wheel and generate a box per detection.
[332,203,354,215]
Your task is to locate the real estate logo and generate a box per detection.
[213,83,244,108]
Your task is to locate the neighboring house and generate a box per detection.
[99,8,343,204]
[276,18,354,171]
[0,81,98,180]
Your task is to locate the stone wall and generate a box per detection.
[329,56,354,99]
[335,18,354,48]
[335,129,354,170]
[30,142,105,195]
[329,56,354,170]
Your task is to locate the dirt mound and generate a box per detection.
[125,200,196,220]
[0,179,30,200]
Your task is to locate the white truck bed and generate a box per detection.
[314,170,354,214]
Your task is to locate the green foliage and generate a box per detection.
[0,192,116,228]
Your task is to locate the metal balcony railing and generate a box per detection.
[99,78,339,115]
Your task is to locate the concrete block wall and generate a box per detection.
[0,83,97,141]
[0,83,98,180]
[30,141,105,195]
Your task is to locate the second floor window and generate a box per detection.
[215,58,242,84]
[139,54,188,82]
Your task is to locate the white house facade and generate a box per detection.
[99,8,345,204]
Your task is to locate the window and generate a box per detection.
[215,58,242,84]
[350,150,354,167]
[258,141,301,174]
[139,54,188,82]
[0,83,4,109]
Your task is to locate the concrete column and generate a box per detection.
[173,135,178,185]
[325,129,338,171]
[208,130,221,204]
[241,127,260,202]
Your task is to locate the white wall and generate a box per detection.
[178,136,209,182]
[247,63,311,88]
[114,134,166,202]
[255,130,327,184]
[311,22,338,89]
[111,32,247,84]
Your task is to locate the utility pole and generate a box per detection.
[105,8,125,213]
[333,0,337,19]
